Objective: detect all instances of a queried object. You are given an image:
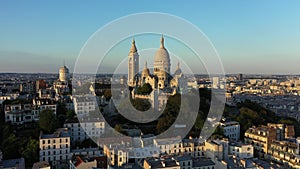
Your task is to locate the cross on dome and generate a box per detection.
[160,35,165,49]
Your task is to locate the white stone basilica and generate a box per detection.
[128,36,186,109]
[128,35,185,91]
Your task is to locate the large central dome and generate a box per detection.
[154,35,171,73]
[154,48,170,63]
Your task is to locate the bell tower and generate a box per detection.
[128,38,139,87]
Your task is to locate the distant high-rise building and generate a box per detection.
[20,81,35,93]
[36,79,46,92]
[237,73,243,81]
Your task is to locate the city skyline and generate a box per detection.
[1,1,300,74]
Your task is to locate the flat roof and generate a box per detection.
[193,158,215,167]
[0,158,24,168]
[41,128,69,139]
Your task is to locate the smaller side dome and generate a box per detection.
[142,61,150,76]
[174,62,182,76]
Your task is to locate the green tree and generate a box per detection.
[0,109,4,124]
[57,114,67,128]
[66,110,76,119]
[211,126,224,139]
[114,124,123,133]
[103,89,112,100]
[131,98,151,111]
[194,113,205,131]
[156,115,172,134]
[0,133,20,159]
[57,103,67,116]
[0,125,12,142]
[213,126,224,135]
[136,83,153,95]
[39,109,58,133]
[20,138,39,166]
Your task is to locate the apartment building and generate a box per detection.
[39,128,71,169]
[73,95,96,118]
[33,98,57,115]
[267,140,300,168]
[219,119,240,141]
[63,119,105,145]
[144,155,215,169]
[103,144,129,167]
[229,142,254,159]
[4,103,32,124]
[244,125,276,157]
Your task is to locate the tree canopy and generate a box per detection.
[227,99,300,139]
[103,89,112,100]
[136,83,153,95]
[20,138,39,166]
[39,109,59,133]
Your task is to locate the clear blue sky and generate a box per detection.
[0,0,300,74]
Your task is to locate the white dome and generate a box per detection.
[153,36,171,73]
[154,48,170,63]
